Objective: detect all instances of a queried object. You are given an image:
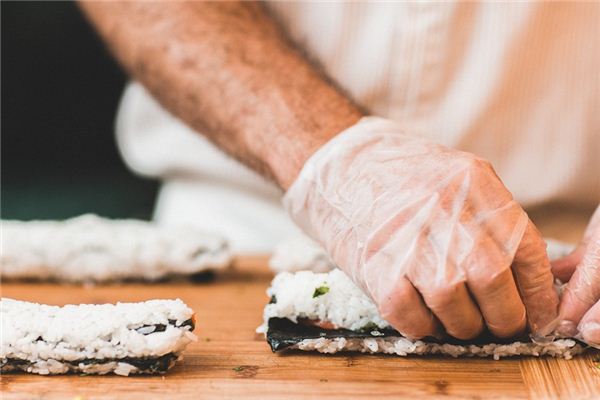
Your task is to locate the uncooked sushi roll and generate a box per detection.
[1,298,197,375]
[269,234,335,273]
[0,214,232,282]
[258,269,586,360]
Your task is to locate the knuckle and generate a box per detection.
[419,283,460,310]
[469,266,509,293]
[379,283,415,316]
[471,156,494,172]
[458,154,493,173]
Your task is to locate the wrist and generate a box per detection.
[265,110,363,189]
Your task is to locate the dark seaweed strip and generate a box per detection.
[73,353,178,373]
[1,353,179,374]
[190,270,216,283]
[266,318,402,351]
[167,318,195,330]
[265,318,551,352]
[136,318,195,334]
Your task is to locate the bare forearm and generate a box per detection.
[80,1,362,188]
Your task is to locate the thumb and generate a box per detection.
[556,233,600,337]
[551,205,600,282]
[550,244,586,282]
[578,300,600,348]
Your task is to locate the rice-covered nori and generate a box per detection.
[2,353,180,375]
[261,270,588,359]
[266,317,585,350]
[1,298,198,375]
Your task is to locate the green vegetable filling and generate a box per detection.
[312,285,330,298]
[360,322,379,332]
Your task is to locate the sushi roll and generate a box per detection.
[1,298,197,375]
[258,270,586,360]
[0,214,232,282]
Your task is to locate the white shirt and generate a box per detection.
[116,2,600,253]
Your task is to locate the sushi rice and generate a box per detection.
[0,214,231,282]
[1,298,197,375]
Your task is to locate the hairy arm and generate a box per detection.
[79,1,363,188]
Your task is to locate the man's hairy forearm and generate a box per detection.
[80,1,363,188]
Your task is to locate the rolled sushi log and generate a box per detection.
[1,298,197,375]
[0,214,231,282]
[259,269,586,360]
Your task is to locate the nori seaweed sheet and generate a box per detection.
[266,317,401,351]
[265,317,544,352]
[264,291,559,353]
[139,318,195,333]
[1,353,179,374]
[265,284,590,353]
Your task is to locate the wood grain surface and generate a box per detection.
[2,205,599,399]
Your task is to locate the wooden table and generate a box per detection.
[2,205,599,399]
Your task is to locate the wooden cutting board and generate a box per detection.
[2,205,599,399]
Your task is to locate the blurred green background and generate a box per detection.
[2,1,158,220]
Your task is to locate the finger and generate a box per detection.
[557,236,600,337]
[511,220,559,334]
[578,300,600,348]
[550,204,599,282]
[416,281,485,340]
[582,205,600,243]
[467,267,526,338]
[550,245,585,282]
[379,277,441,340]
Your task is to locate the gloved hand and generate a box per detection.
[284,117,558,340]
[552,205,600,347]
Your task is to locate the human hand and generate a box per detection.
[552,205,600,346]
[284,117,559,340]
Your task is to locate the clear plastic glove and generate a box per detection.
[284,117,558,340]
[552,205,600,347]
